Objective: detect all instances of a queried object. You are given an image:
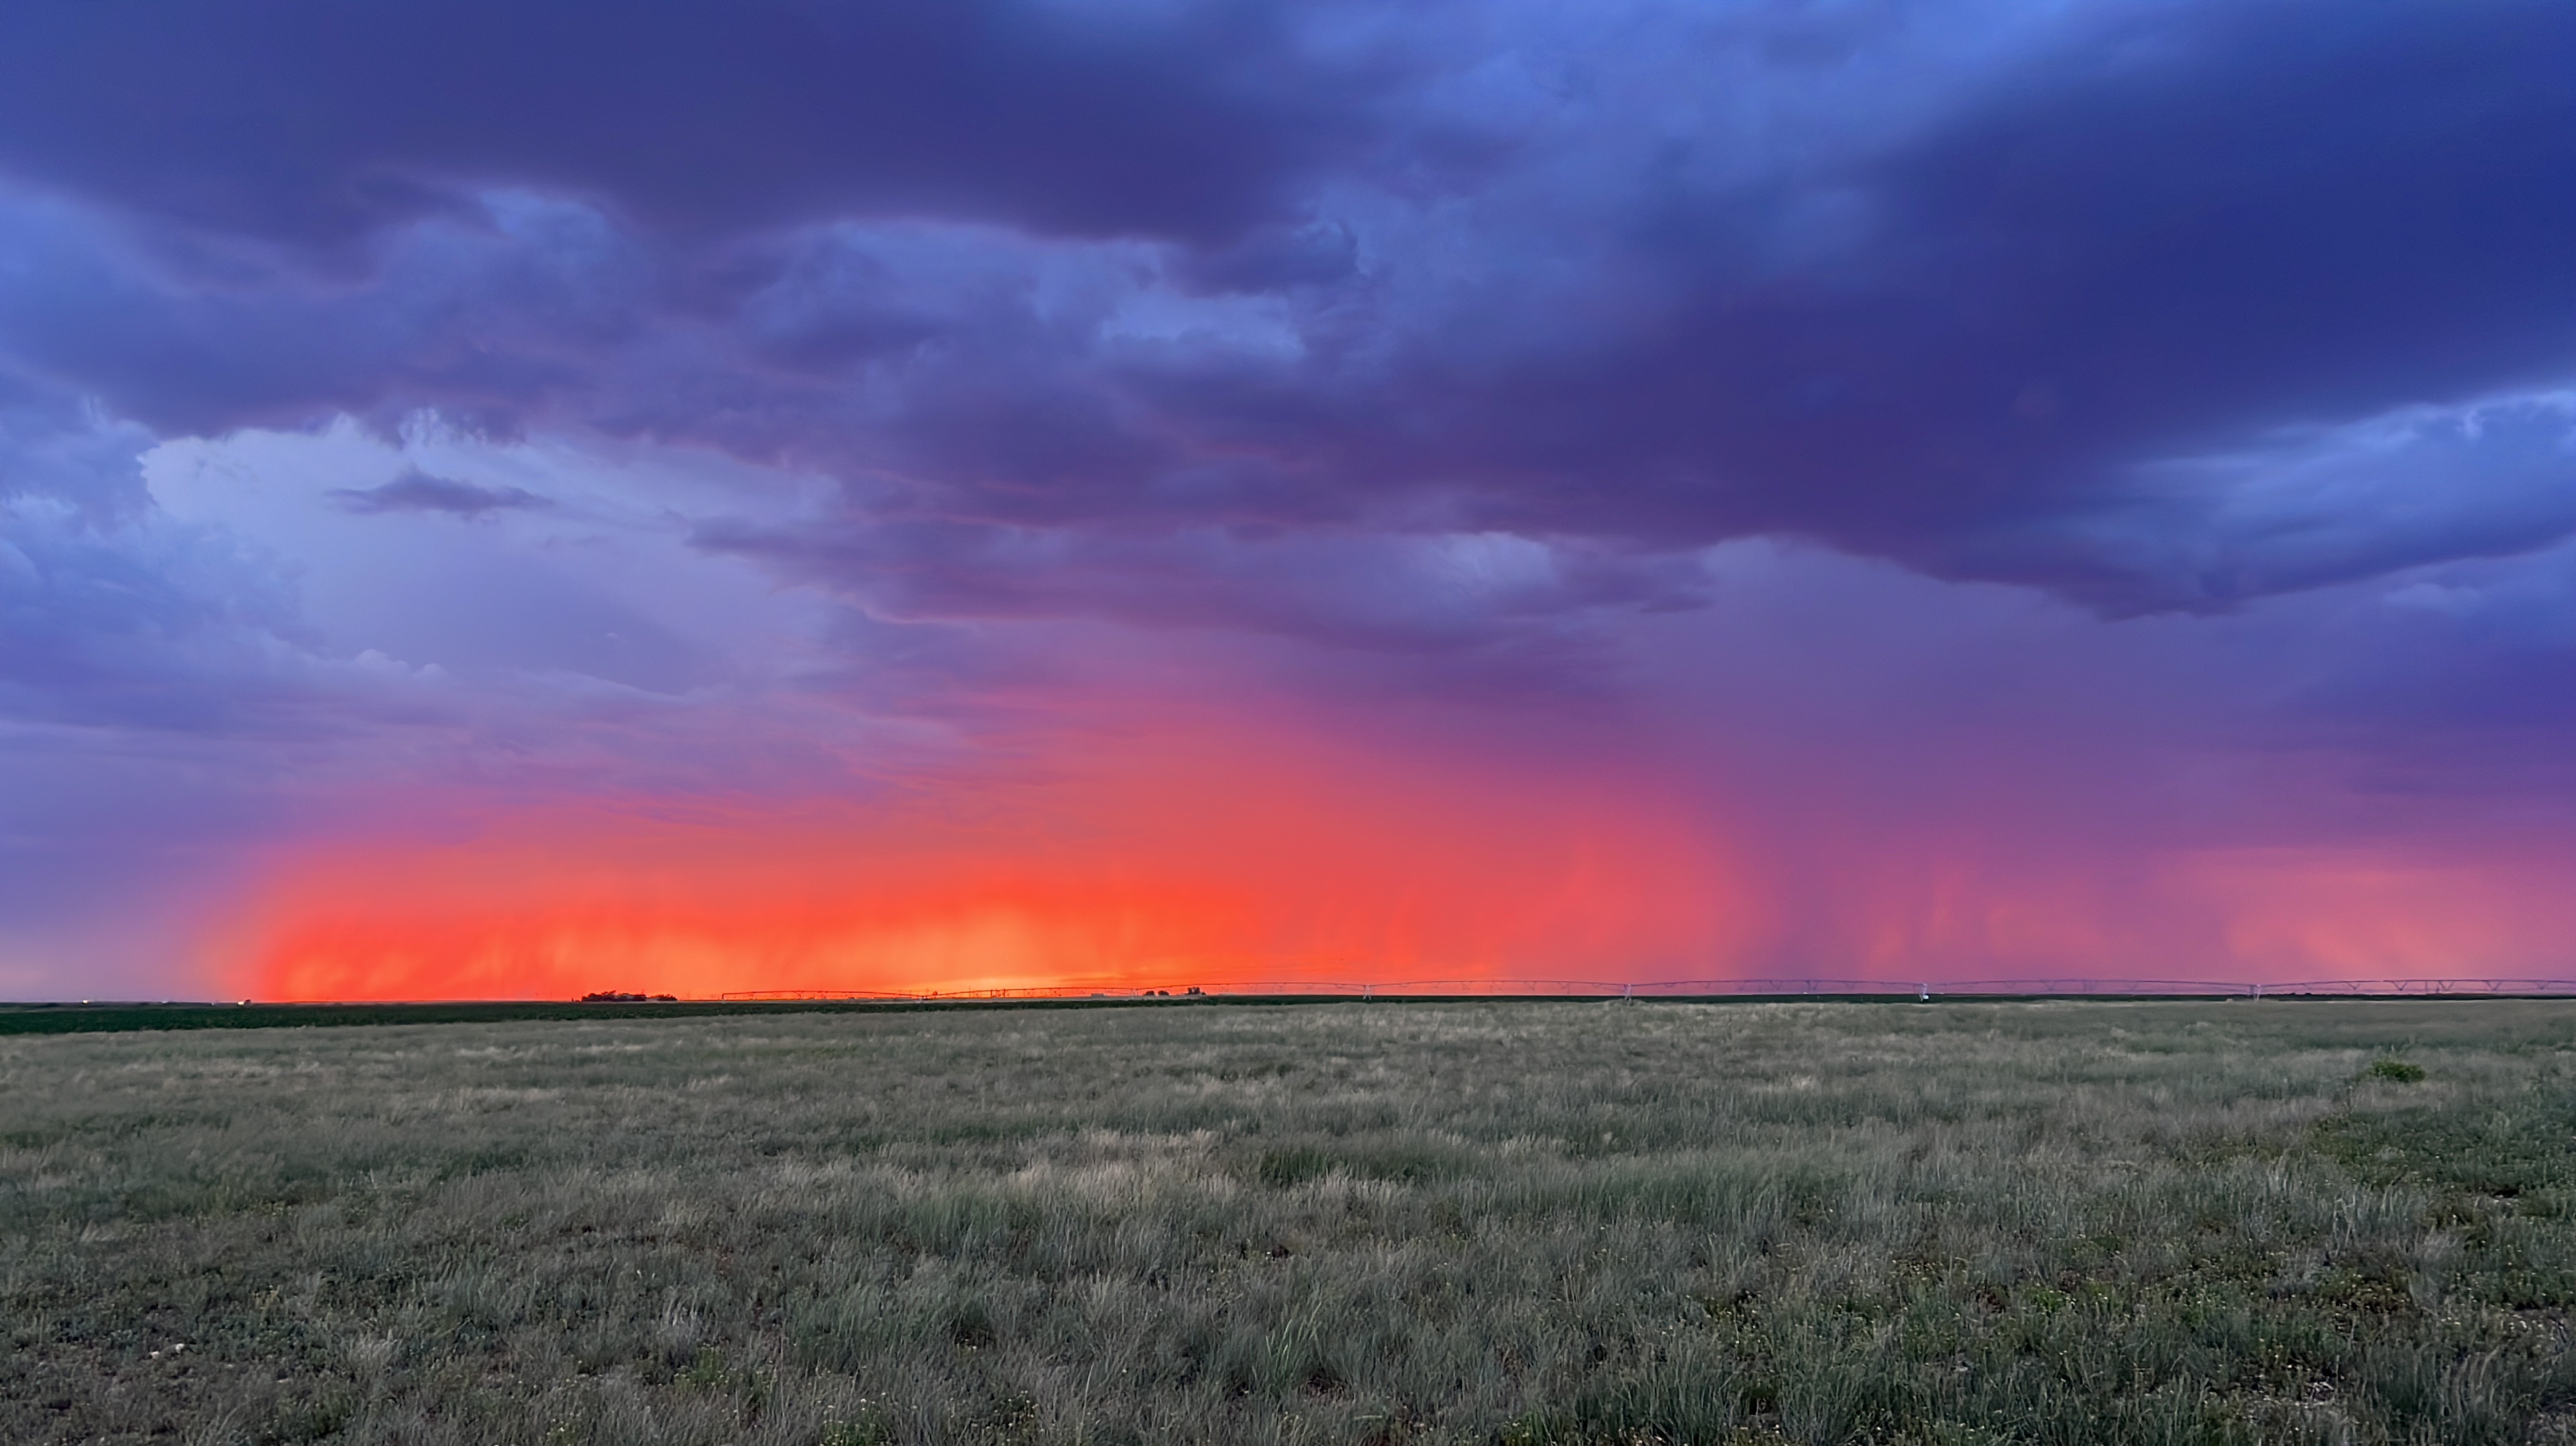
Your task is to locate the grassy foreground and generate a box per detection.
[3,1002,2572,1445]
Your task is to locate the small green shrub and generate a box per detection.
[819,1416,892,1446]
[2367,1058,2427,1082]
[947,1299,998,1349]
[680,1345,730,1390]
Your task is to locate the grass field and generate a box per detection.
[3,1001,2572,1445]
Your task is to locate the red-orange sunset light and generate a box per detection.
[219,723,1754,1001]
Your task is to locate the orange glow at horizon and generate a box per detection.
[207,703,2576,1002]
[219,723,1758,1001]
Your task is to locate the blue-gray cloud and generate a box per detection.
[0,382,311,732]
[1965,393,2576,610]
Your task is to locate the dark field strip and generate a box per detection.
[3,1001,2573,1445]
[0,997,2061,1039]
[1,993,2540,1038]
[1,998,1469,1038]
[0,999,1162,1038]
[0,998,1973,1040]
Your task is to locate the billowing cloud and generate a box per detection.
[0,380,308,731]
[0,1,2565,598]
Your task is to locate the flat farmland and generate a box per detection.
[3,1001,2573,1445]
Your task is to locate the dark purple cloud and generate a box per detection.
[1298,0,2576,600]
[333,468,550,517]
[0,0,1381,248]
[0,0,2565,624]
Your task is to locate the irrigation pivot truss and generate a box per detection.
[712,976,2576,1003]
[13,980,2576,1037]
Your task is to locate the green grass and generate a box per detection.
[3,1001,2573,1444]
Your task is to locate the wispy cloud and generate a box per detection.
[331,469,551,518]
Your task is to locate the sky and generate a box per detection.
[2,0,2572,1001]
